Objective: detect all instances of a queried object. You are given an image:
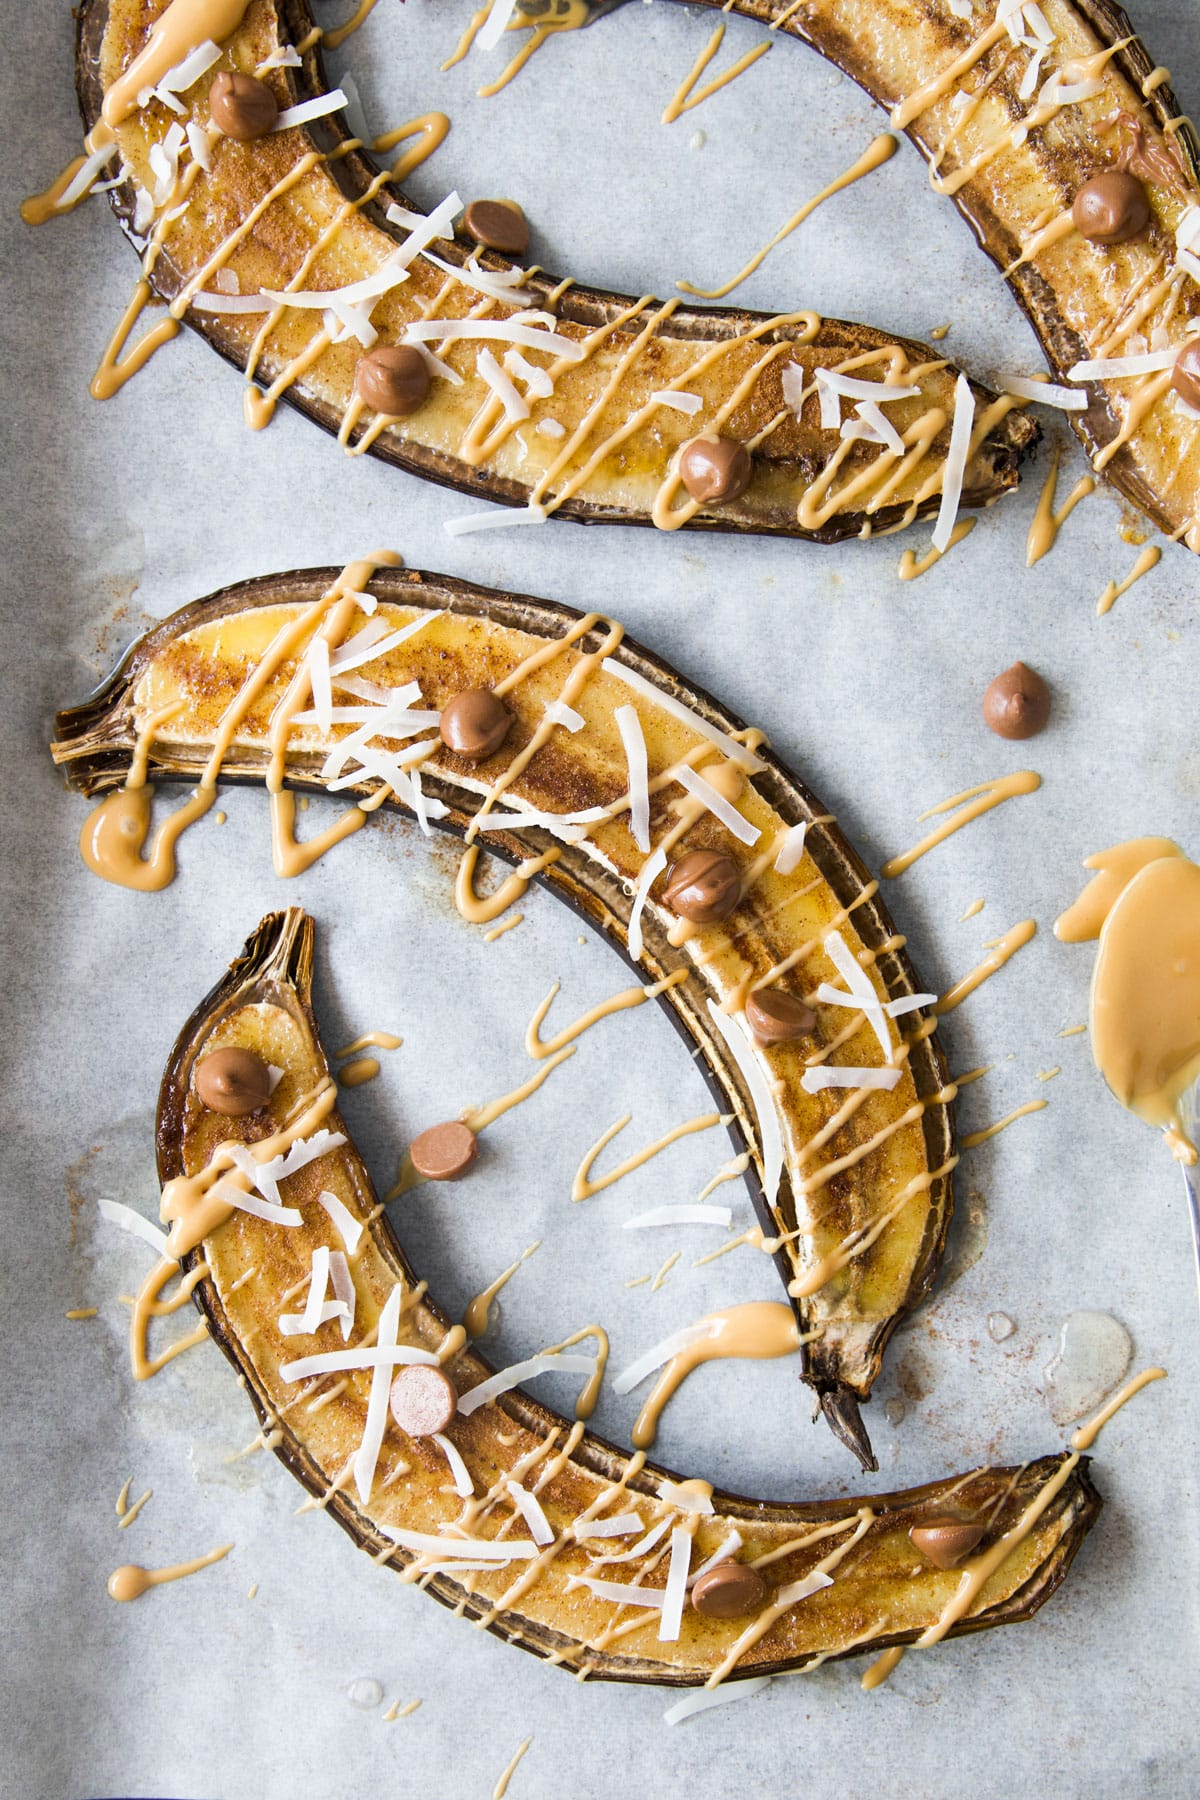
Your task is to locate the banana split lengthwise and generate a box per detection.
[147,902,1100,1687]
[30,0,1042,540]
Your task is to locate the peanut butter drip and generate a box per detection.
[108,1540,233,1603]
[882,771,1041,879]
[1026,449,1096,567]
[1087,854,1200,1156]
[1070,1366,1167,1449]
[662,20,772,129]
[571,1112,727,1203]
[936,919,1036,1014]
[631,1302,802,1450]
[465,1243,541,1338]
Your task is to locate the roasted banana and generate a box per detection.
[150,903,1100,1686]
[33,0,1037,539]
[53,555,957,1468]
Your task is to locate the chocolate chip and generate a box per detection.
[389,1363,457,1437]
[462,199,529,257]
[208,71,279,141]
[691,1561,768,1619]
[1171,339,1200,410]
[679,436,752,505]
[745,988,816,1045]
[195,1047,273,1116]
[439,689,512,761]
[909,1518,986,1569]
[355,345,431,418]
[663,849,741,924]
[981,661,1051,740]
[1071,169,1150,245]
[409,1121,479,1182]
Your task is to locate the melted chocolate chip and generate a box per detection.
[389,1363,457,1437]
[355,345,431,418]
[909,1518,986,1570]
[678,435,753,505]
[1171,340,1200,410]
[663,849,741,924]
[691,1561,767,1619]
[195,1047,273,1116]
[981,662,1051,740]
[462,199,529,257]
[745,988,816,1045]
[439,689,512,761]
[409,1121,479,1182]
[1071,169,1150,245]
[208,71,279,141]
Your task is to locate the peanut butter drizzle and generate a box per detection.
[898,516,975,580]
[1086,852,1200,1156]
[961,1098,1047,1151]
[320,0,381,51]
[455,844,563,924]
[662,21,772,127]
[525,969,689,1060]
[861,1644,905,1691]
[128,1257,211,1380]
[1096,544,1161,616]
[631,1301,802,1449]
[22,155,96,226]
[538,1325,609,1420]
[493,1737,533,1800]
[1070,1366,1167,1449]
[483,914,524,942]
[115,1479,152,1529]
[678,132,898,302]
[338,1057,380,1087]
[1026,449,1096,566]
[337,1031,403,1056]
[891,19,1009,131]
[882,771,1041,879]
[460,1044,576,1135]
[372,112,452,181]
[92,281,183,402]
[936,918,1037,1014]
[108,1540,233,1603]
[465,1242,541,1338]
[1054,838,1183,943]
[443,5,490,71]
[571,1112,727,1203]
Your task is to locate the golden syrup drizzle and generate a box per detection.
[961,1099,1047,1151]
[465,1242,541,1337]
[1026,448,1096,566]
[571,1112,726,1202]
[525,969,688,1060]
[882,772,1041,879]
[1096,544,1161,616]
[108,1541,233,1603]
[678,133,898,301]
[935,918,1037,1014]
[898,516,975,580]
[630,1301,802,1449]
[1070,1367,1167,1449]
[661,21,772,126]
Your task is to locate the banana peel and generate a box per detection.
[153,904,1100,1685]
[64,0,1036,539]
[54,561,956,1469]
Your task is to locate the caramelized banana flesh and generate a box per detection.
[70,0,1034,537]
[54,564,956,1465]
[155,907,1100,1685]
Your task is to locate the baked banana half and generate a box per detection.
[695,0,1200,549]
[150,903,1100,1686]
[37,0,1036,539]
[53,555,958,1469]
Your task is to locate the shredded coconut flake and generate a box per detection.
[663,1679,771,1726]
[273,90,348,131]
[774,821,807,874]
[657,1478,715,1516]
[257,43,303,72]
[706,1002,783,1208]
[402,314,583,361]
[536,418,566,438]
[210,1177,303,1228]
[433,1433,475,1498]
[314,1187,363,1254]
[601,660,765,773]
[687,1530,744,1587]
[577,1576,666,1608]
[505,347,555,397]
[627,844,668,962]
[777,1569,834,1607]
[931,372,974,554]
[353,1285,400,1505]
[545,700,585,733]
[380,1525,539,1560]
[884,992,936,1017]
[477,347,530,423]
[622,1203,733,1230]
[999,374,1087,410]
[652,389,704,414]
[506,1479,555,1545]
[423,251,534,308]
[576,1512,645,1540]
[97,1197,170,1257]
[443,503,548,536]
[328,1249,355,1341]
[614,705,651,854]
[190,291,273,313]
[658,1527,692,1642]
[844,399,905,456]
[822,930,892,1060]
[585,1517,673,1562]
[675,765,761,846]
[280,1342,439,1381]
[1068,346,1183,380]
[457,1351,597,1416]
[478,0,520,51]
[612,1322,712,1395]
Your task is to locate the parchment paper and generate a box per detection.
[2,3,1198,1796]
